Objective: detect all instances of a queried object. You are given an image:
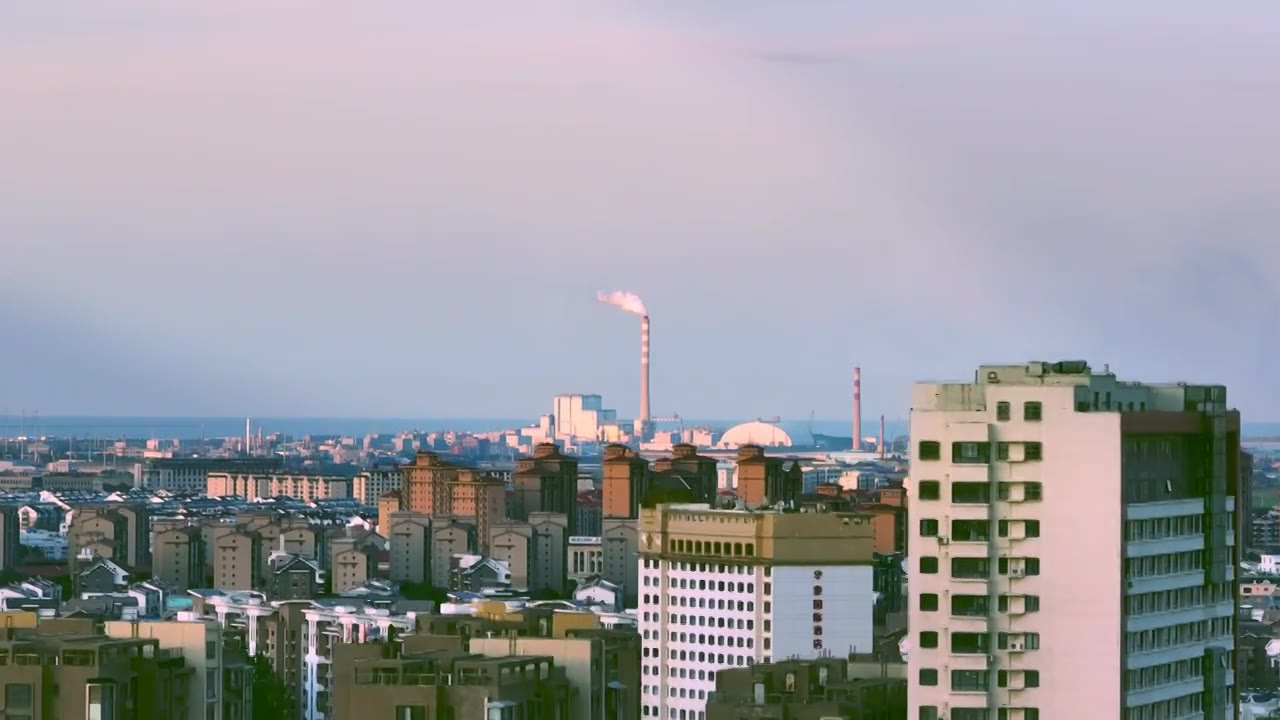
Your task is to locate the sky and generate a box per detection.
[2,2,1279,421]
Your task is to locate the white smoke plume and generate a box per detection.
[596,290,647,316]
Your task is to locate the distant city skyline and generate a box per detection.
[3,2,1278,419]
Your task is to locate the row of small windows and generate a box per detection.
[665,607,757,625]
[644,559,766,576]
[918,668,1040,690]
[1124,550,1205,579]
[919,594,1041,618]
[1125,617,1232,654]
[641,665,717,682]
[994,400,1042,421]
[919,556,1041,577]
[917,441,1042,463]
[1125,658,1203,692]
[916,630,1042,653]
[642,705,706,719]
[663,648,755,665]
[919,707,1040,720]
[1125,583,1232,616]
[919,519,1041,540]
[916,481,1043,502]
[1125,514,1204,542]
[1123,692,1203,720]
[670,539,755,557]
[645,577,762,593]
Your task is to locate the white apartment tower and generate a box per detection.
[638,502,879,720]
[908,361,1239,720]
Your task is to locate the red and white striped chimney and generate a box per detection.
[640,315,651,423]
[853,367,862,451]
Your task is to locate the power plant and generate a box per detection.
[638,313,652,440]
[597,290,653,441]
[852,367,862,451]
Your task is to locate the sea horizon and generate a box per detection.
[7,415,1280,442]
[0,415,912,441]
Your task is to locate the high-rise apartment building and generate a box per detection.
[908,361,1239,720]
[402,451,507,552]
[638,502,878,720]
[512,443,580,532]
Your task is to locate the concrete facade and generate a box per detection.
[908,361,1238,720]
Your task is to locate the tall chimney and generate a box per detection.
[878,414,885,460]
[640,315,651,424]
[852,367,862,452]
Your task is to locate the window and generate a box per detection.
[919,708,939,720]
[949,632,989,654]
[951,482,990,504]
[919,669,938,686]
[1025,442,1043,461]
[951,519,989,542]
[951,441,990,464]
[951,669,988,691]
[997,442,1010,460]
[951,557,990,579]
[997,632,1041,650]
[917,481,940,501]
[206,641,218,660]
[950,594,989,617]
[996,401,1010,421]
[919,593,939,612]
[920,556,939,574]
[5,684,33,720]
[918,441,941,460]
[919,519,939,536]
[919,631,938,648]
[998,519,1039,537]
[1024,401,1042,421]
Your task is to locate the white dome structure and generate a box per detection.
[717,420,810,449]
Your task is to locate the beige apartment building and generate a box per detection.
[153,526,207,591]
[908,361,1238,720]
[214,529,263,591]
[387,511,432,585]
[402,451,507,552]
[488,512,570,593]
[353,467,402,505]
[104,618,226,720]
[512,443,580,532]
[0,619,195,720]
[206,472,351,502]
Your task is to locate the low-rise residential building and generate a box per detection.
[207,473,352,503]
[705,656,906,720]
[332,643,574,720]
[0,619,194,720]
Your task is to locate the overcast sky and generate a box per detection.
[2,1,1278,421]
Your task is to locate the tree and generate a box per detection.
[250,655,295,720]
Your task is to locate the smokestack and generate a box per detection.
[245,417,252,455]
[879,415,886,460]
[853,367,862,452]
[641,315,651,423]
